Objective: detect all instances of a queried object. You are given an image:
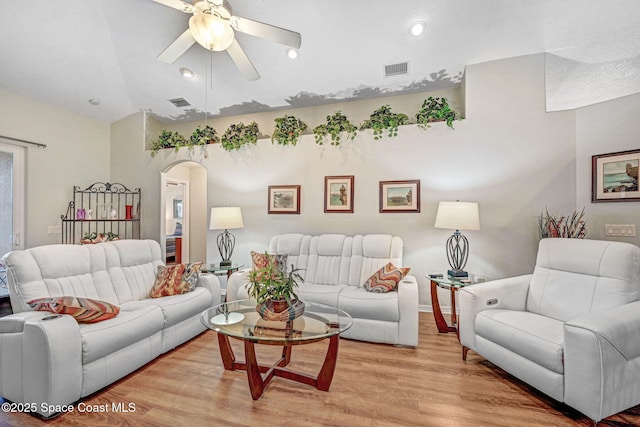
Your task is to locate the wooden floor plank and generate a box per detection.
[1,312,639,426]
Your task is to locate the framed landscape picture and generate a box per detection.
[592,149,640,202]
[268,185,301,214]
[379,180,420,213]
[324,176,354,213]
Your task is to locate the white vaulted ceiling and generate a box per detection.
[0,0,639,124]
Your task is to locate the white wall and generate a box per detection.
[576,92,640,246]
[110,53,579,308]
[0,88,110,247]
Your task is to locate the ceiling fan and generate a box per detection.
[152,0,302,81]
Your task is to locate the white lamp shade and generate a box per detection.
[434,201,480,231]
[189,13,234,52]
[209,207,244,230]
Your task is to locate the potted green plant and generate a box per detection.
[312,111,358,146]
[150,129,187,157]
[415,96,463,129]
[188,125,217,158]
[360,105,409,140]
[272,114,308,146]
[247,254,304,316]
[221,122,260,151]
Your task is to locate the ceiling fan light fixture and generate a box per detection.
[189,13,234,52]
[409,20,426,36]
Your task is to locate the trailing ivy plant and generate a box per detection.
[272,114,308,146]
[189,125,218,158]
[360,105,409,140]
[312,111,358,146]
[150,129,187,157]
[415,97,463,129]
[221,122,260,151]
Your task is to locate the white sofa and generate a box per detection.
[227,233,419,347]
[459,238,640,423]
[0,239,221,418]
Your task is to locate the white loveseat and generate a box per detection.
[459,238,640,423]
[227,233,419,347]
[0,239,221,418]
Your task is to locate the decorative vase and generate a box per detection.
[125,205,133,219]
[256,299,305,321]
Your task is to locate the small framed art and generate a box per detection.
[379,180,420,213]
[592,149,640,202]
[268,185,301,214]
[324,176,354,213]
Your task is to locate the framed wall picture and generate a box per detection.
[592,149,640,202]
[324,176,354,213]
[268,185,301,214]
[379,180,421,213]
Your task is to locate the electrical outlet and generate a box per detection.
[605,224,636,237]
[48,226,62,234]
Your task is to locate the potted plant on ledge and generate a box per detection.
[247,254,305,321]
[415,96,463,129]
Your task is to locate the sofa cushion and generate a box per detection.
[79,305,165,364]
[121,287,213,328]
[475,309,565,373]
[297,283,345,307]
[149,262,202,298]
[28,296,120,323]
[363,263,410,293]
[527,238,640,321]
[338,286,400,322]
[250,251,287,271]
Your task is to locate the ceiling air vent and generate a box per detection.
[168,97,191,108]
[384,61,409,77]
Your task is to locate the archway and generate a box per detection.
[160,161,207,264]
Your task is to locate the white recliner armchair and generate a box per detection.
[459,238,640,424]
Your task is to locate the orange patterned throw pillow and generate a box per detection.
[28,296,120,323]
[149,262,203,298]
[363,263,411,293]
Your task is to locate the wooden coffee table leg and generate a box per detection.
[244,340,266,400]
[217,333,236,370]
[317,334,340,391]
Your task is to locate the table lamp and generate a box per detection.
[434,201,480,277]
[209,207,244,267]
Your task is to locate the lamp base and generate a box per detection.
[448,269,468,278]
[219,260,232,267]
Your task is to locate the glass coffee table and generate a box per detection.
[201,299,353,400]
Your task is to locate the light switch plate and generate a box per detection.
[605,224,636,237]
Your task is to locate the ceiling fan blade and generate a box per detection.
[158,29,197,63]
[150,0,194,13]
[226,40,260,81]
[230,16,301,49]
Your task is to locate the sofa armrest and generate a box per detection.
[196,273,222,306]
[564,301,640,422]
[458,274,532,352]
[226,268,251,301]
[0,311,82,418]
[397,274,419,347]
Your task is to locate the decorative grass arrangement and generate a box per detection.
[538,208,587,239]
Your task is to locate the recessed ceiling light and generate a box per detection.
[409,21,426,36]
[286,48,299,59]
[179,67,195,78]
[88,98,100,106]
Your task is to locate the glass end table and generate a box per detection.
[427,273,488,334]
[201,263,245,279]
[201,299,352,400]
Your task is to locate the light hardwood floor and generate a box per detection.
[2,312,639,426]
